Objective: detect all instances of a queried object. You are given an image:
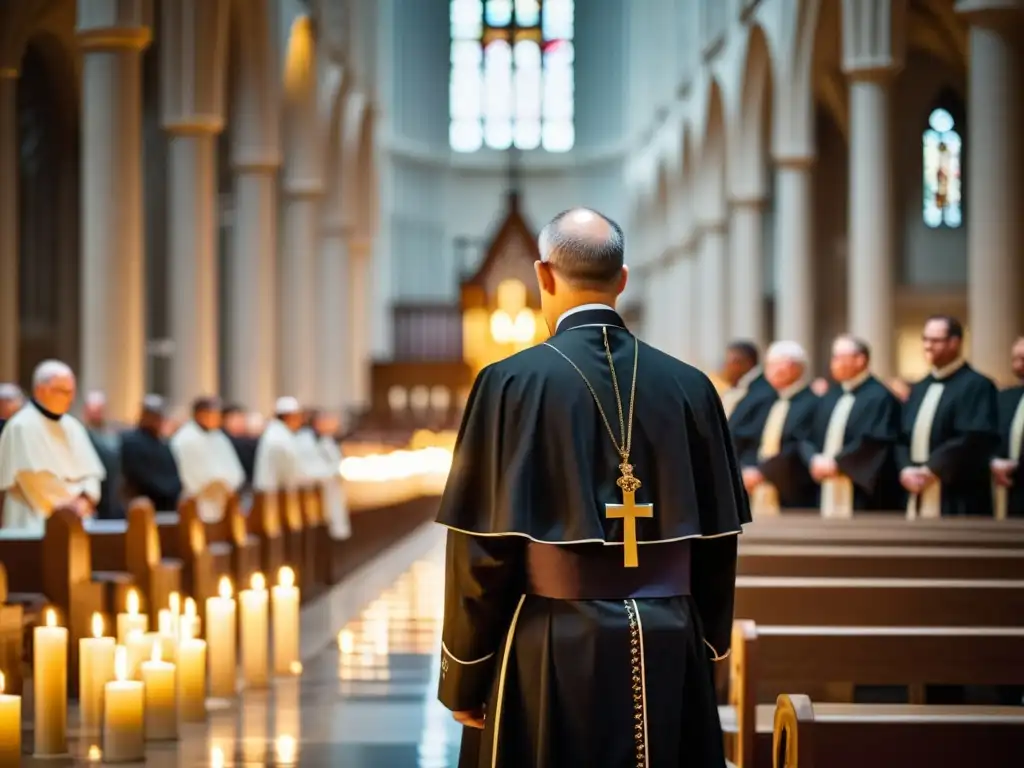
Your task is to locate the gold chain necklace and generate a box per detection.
[544,326,652,567]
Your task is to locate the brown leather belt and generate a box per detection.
[525,539,691,601]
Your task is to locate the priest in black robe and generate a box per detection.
[120,395,182,511]
[731,341,818,515]
[799,335,902,516]
[992,337,1024,519]
[222,404,258,486]
[437,209,749,768]
[896,316,1000,518]
[720,340,774,420]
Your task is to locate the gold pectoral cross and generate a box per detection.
[605,462,654,568]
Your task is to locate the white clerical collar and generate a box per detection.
[933,357,966,381]
[776,380,806,401]
[555,303,616,331]
[841,369,872,393]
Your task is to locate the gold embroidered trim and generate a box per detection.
[624,600,648,767]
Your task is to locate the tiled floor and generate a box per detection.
[23,527,463,766]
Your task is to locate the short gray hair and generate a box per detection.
[538,208,625,287]
[32,359,74,387]
[766,341,808,366]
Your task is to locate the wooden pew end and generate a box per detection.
[772,694,814,768]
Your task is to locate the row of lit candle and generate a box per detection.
[0,566,300,763]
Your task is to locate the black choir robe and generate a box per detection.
[731,385,819,509]
[895,362,1000,517]
[120,427,182,512]
[227,434,258,486]
[436,307,749,768]
[995,385,1024,517]
[798,375,903,511]
[727,372,775,430]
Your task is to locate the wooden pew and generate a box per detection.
[0,564,25,695]
[279,488,315,597]
[735,577,1024,626]
[727,622,1024,768]
[738,544,1024,580]
[772,693,1024,767]
[204,494,261,592]
[301,485,331,592]
[0,508,114,696]
[741,522,1024,549]
[87,498,182,614]
[160,498,233,605]
[248,491,286,580]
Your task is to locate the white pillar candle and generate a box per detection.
[33,608,68,756]
[0,671,21,766]
[181,597,200,642]
[125,630,153,681]
[240,572,269,688]
[206,576,237,699]
[168,591,181,641]
[272,566,300,676]
[176,622,207,723]
[156,610,178,662]
[141,641,177,741]
[103,646,144,763]
[116,589,148,645]
[79,612,116,735]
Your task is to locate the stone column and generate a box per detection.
[697,222,729,372]
[0,69,17,382]
[843,0,904,380]
[317,225,350,410]
[729,198,767,347]
[160,0,230,405]
[346,238,372,412]
[76,4,150,422]
[957,0,1023,384]
[678,241,699,364]
[773,157,815,362]
[280,185,323,403]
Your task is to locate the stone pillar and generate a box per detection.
[697,222,729,372]
[160,0,230,405]
[280,186,323,403]
[0,69,17,382]
[678,242,700,364]
[843,0,904,380]
[317,225,350,410]
[957,0,1023,384]
[76,4,150,422]
[346,238,372,412]
[773,157,815,362]
[729,198,767,347]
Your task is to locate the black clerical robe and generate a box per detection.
[227,434,258,486]
[896,362,999,517]
[437,307,749,768]
[995,385,1024,518]
[798,375,903,512]
[88,428,123,519]
[120,427,182,512]
[732,385,818,510]
[726,372,775,430]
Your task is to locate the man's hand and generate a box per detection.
[73,495,94,519]
[809,455,837,482]
[992,458,1018,488]
[452,708,485,729]
[899,467,925,494]
[741,467,764,493]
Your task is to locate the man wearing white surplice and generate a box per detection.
[0,360,106,531]
[294,410,350,540]
[253,398,305,493]
[170,397,246,522]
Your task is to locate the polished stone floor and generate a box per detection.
[23,527,463,766]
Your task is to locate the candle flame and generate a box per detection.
[210,746,225,768]
[45,608,57,628]
[91,612,104,638]
[184,597,197,618]
[290,660,303,675]
[0,670,5,694]
[114,646,127,682]
[150,640,161,664]
[251,572,266,591]
[169,591,181,615]
[278,566,296,589]
[127,588,140,616]
[275,734,297,765]
[218,576,233,599]
[87,745,102,762]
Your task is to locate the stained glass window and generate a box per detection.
[922,108,962,229]
[450,0,575,153]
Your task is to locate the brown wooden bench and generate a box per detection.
[87,498,182,614]
[155,499,233,606]
[279,488,316,600]
[735,577,1024,626]
[0,564,25,695]
[248,491,286,580]
[772,693,1024,767]
[738,544,1024,579]
[741,522,1024,549]
[725,622,1024,768]
[203,494,261,592]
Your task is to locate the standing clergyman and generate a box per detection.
[436,208,750,767]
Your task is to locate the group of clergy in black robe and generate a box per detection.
[721,315,1024,518]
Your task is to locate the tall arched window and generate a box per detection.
[449,0,575,153]
[922,107,962,228]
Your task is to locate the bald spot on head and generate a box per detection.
[538,207,625,289]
